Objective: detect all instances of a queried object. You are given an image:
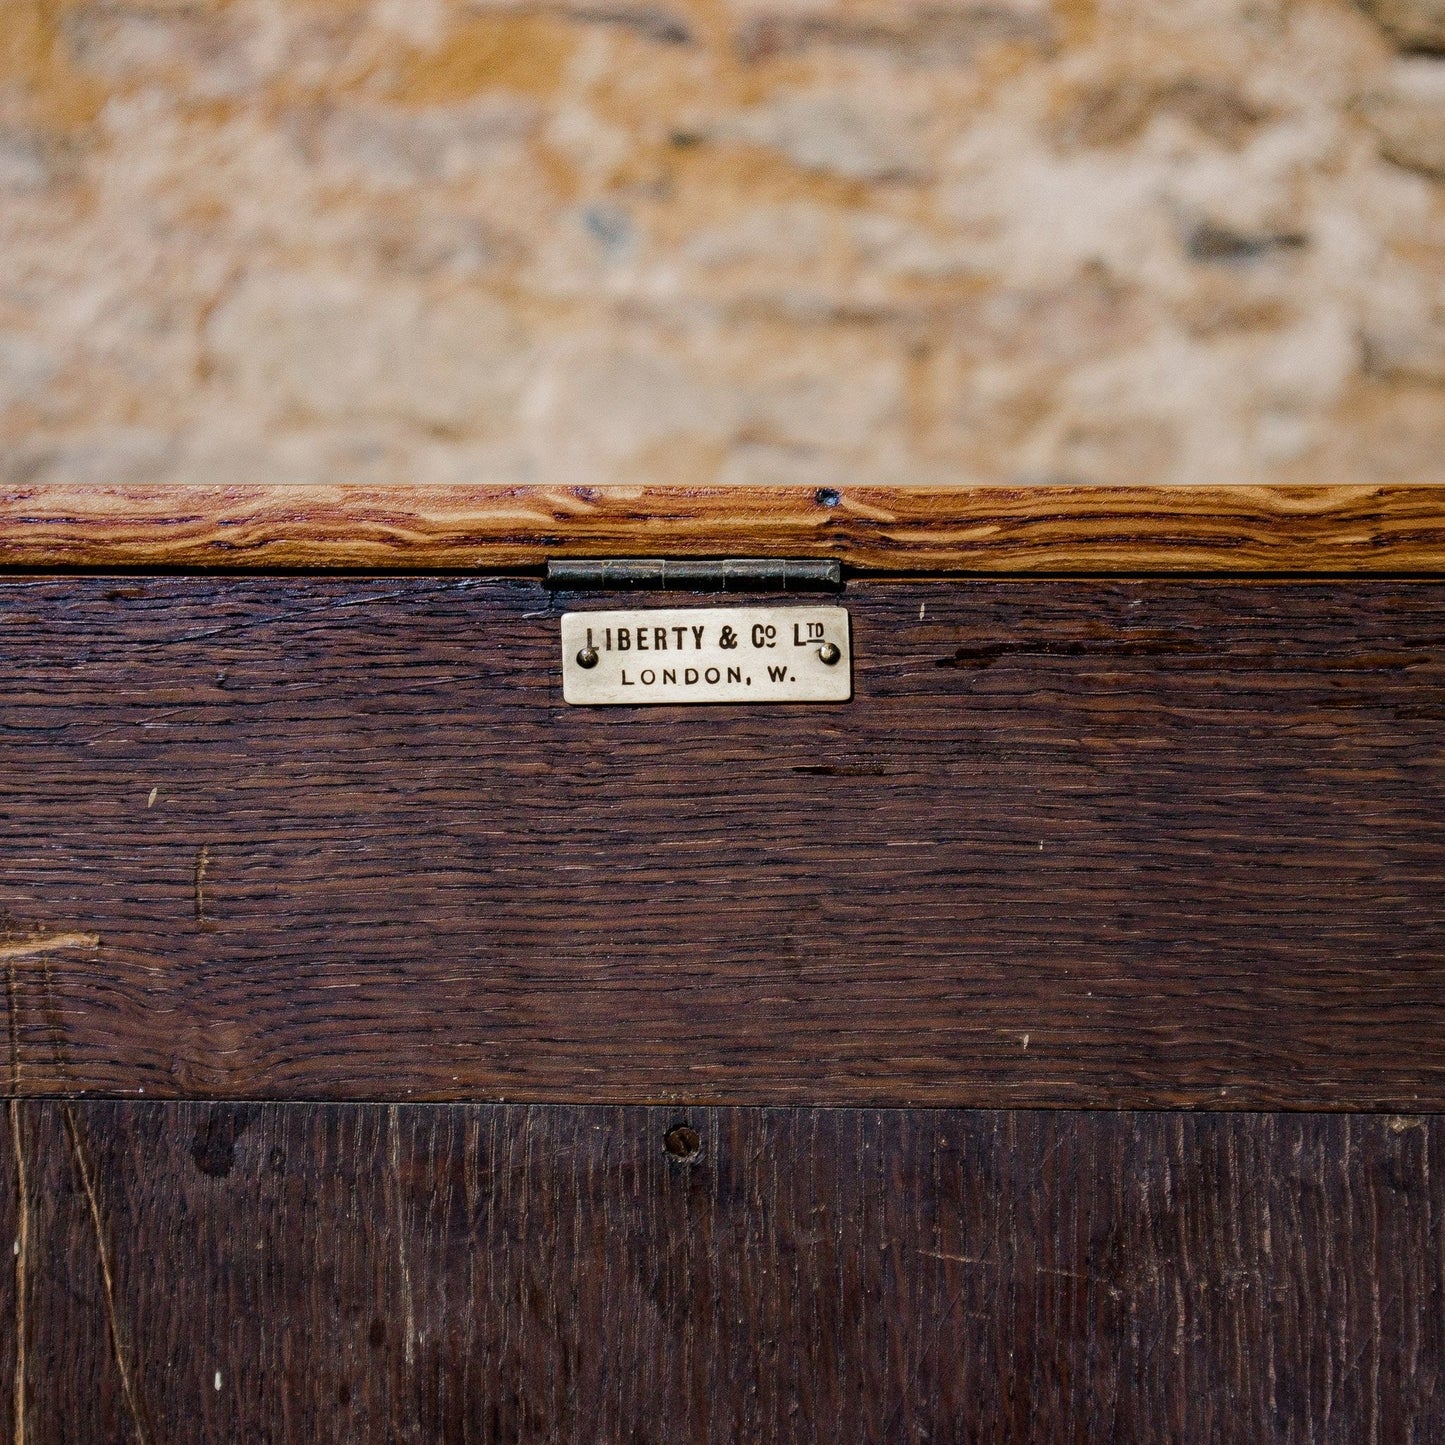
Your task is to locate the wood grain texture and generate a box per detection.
[3,576,1445,1107]
[1,1102,1440,1444]
[5,483,1445,573]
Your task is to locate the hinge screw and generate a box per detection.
[576,646,599,668]
[818,642,841,665]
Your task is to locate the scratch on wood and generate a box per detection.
[38,959,73,1092]
[5,959,20,1096]
[62,1106,153,1445]
[389,1105,416,1370]
[884,1279,970,1439]
[8,1102,28,1445]
[0,929,87,1095]
[194,847,213,931]
[0,934,99,964]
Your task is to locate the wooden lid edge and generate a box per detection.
[3,482,1445,573]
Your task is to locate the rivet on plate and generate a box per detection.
[817,642,842,666]
[576,646,599,668]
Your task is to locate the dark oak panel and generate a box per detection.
[3,577,1445,1106]
[1,1102,1440,1444]
[5,482,1445,573]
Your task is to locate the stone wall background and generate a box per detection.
[1,0,1443,490]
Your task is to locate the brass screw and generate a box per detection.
[576,646,599,668]
[817,641,842,665]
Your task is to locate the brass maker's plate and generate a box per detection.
[561,606,851,705]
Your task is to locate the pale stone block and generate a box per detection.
[1361,254,1445,381]
[712,88,931,181]
[309,98,538,189]
[0,333,57,410]
[1362,58,1445,178]
[0,128,57,192]
[206,271,534,430]
[1358,0,1445,51]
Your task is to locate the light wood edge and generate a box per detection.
[3,483,1445,573]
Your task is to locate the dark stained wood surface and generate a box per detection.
[1,1101,1440,1443]
[5,482,1445,573]
[2,576,1445,1107]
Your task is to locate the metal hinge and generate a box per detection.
[544,557,842,592]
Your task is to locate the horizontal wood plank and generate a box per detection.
[2,1101,1440,1444]
[4,483,1445,573]
[3,577,1445,1107]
